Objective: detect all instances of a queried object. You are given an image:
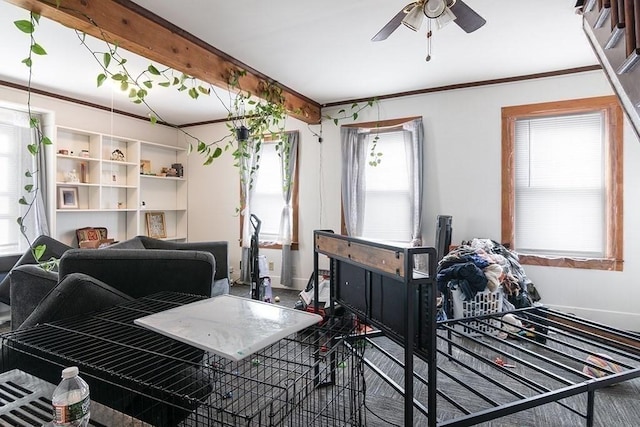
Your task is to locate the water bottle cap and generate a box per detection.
[61,366,79,379]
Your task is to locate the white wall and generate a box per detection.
[6,69,637,330]
[187,70,640,330]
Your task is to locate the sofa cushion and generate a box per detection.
[0,235,71,305]
[59,249,215,298]
[107,238,146,249]
[20,273,134,329]
[9,265,59,329]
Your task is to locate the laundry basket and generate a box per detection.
[450,285,503,336]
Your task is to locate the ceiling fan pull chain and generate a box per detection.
[426,19,432,61]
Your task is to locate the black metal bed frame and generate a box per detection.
[313,230,640,426]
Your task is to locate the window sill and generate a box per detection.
[236,241,299,250]
[518,254,623,272]
[259,242,299,251]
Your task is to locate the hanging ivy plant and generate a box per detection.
[13,11,57,270]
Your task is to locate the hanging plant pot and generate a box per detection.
[236,125,250,142]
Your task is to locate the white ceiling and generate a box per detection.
[0,0,598,125]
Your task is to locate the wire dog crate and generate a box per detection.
[0,292,365,426]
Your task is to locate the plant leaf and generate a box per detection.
[147,64,160,75]
[143,80,153,89]
[14,20,34,34]
[24,184,33,192]
[18,197,28,205]
[212,147,222,158]
[27,144,37,155]
[41,136,52,145]
[103,52,111,68]
[21,57,32,67]
[97,73,107,87]
[31,43,47,55]
[149,115,157,125]
[158,81,170,87]
[34,244,46,261]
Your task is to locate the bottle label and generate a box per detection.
[53,395,90,423]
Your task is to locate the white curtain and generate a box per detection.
[340,127,368,236]
[1,107,49,250]
[403,118,424,247]
[279,131,298,287]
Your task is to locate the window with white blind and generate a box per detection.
[0,107,37,256]
[362,131,412,243]
[502,96,623,271]
[248,140,298,247]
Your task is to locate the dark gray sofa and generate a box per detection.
[10,249,215,329]
[0,235,72,305]
[4,235,230,330]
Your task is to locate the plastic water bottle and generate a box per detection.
[51,366,90,426]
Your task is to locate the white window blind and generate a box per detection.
[250,142,283,243]
[514,112,605,257]
[362,131,411,243]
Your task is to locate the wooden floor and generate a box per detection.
[236,284,640,427]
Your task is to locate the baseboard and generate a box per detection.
[544,304,639,332]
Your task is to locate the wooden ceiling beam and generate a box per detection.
[5,0,321,124]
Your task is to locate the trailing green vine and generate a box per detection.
[321,99,383,166]
[14,12,57,270]
[11,2,379,248]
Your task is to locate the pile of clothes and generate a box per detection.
[436,238,541,320]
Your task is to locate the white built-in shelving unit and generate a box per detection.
[52,126,187,246]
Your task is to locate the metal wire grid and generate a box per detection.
[0,292,365,426]
[181,322,365,426]
[357,306,640,426]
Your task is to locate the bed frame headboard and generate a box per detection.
[313,230,438,358]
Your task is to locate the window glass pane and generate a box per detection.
[514,112,605,256]
[250,142,284,242]
[362,131,412,242]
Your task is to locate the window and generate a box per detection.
[501,96,623,271]
[0,107,39,256]
[247,137,299,248]
[361,130,412,242]
[341,117,424,246]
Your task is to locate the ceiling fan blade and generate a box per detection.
[372,3,417,42]
[449,0,486,33]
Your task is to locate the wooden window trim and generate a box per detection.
[501,96,624,271]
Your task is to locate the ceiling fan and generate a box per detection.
[372,0,486,42]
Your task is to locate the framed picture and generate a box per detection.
[58,187,79,209]
[146,211,167,238]
[140,159,151,175]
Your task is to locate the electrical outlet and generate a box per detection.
[268,261,274,271]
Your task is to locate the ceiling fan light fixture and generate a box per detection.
[402,3,425,31]
[423,0,447,18]
[435,7,457,29]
